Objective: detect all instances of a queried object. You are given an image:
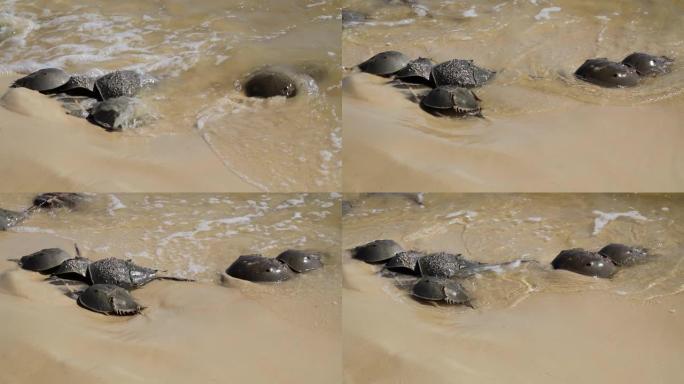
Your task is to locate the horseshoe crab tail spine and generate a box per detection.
[74,244,82,258]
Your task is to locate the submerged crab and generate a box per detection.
[242,66,318,98]
[32,193,86,210]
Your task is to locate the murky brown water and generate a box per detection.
[343,0,684,192]
[342,193,684,383]
[0,0,341,191]
[0,193,341,383]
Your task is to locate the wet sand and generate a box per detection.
[342,0,684,192]
[0,0,341,192]
[342,193,684,383]
[0,75,255,192]
[0,193,341,383]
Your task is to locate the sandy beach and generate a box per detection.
[0,0,341,192]
[0,193,341,383]
[342,193,684,383]
[342,0,684,192]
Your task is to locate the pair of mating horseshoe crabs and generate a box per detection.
[356,50,495,118]
[352,239,650,307]
[1,193,87,231]
[574,52,673,88]
[225,250,324,282]
[551,243,649,278]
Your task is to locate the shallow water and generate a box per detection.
[342,0,684,192]
[342,193,684,383]
[0,193,341,383]
[0,0,341,191]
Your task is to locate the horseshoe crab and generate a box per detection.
[11,68,71,93]
[87,96,147,131]
[18,248,72,273]
[32,192,85,210]
[243,66,318,98]
[49,75,97,97]
[276,250,324,273]
[94,70,145,100]
[358,51,411,76]
[411,276,472,306]
[574,58,639,88]
[385,250,424,275]
[352,239,404,263]
[87,257,194,289]
[598,243,648,267]
[420,86,482,117]
[226,255,294,282]
[429,59,495,88]
[394,57,434,85]
[621,53,673,77]
[551,248,617,278]
[77,284,143,316]
[52,247,91,282]
[417,252,484,278]
[0,208,25,230]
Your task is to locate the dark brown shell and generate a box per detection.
[32,193,86,210]
[574,58,639,88]
[358,51,410,76]
[551,248,617,278]
[77,284,142,316]
[598,243,648,267]
[226,255,294,282]
[276,250,324,273]
[411,277,471,305]
[352,239,404,263]
[11,68,70,92]
[621,52,673,77]
[19,248,72,273]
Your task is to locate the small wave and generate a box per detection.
[592,210,648,236]
[534,7,562,21]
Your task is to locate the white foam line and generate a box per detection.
[534,7,561,21]
[592,210,647,236]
